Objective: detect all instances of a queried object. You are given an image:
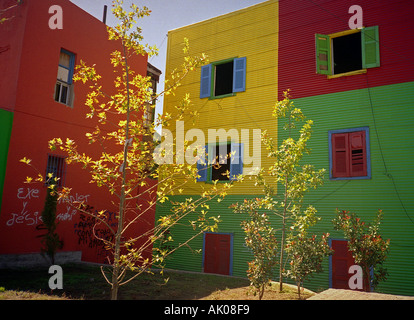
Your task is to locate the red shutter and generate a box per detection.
[349,131,367,177]
[332,133,349,177]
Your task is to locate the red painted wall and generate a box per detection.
[0,0,28,112]
[0,0,155,264]
[278,0,414,99]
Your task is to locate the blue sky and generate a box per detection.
[70,0,265,125]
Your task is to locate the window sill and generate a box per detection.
[327,69,367,79]
[204,179,231,184]
[208,93,236,100]
[330,175,371,181]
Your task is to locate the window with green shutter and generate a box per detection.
[315,26,380,77]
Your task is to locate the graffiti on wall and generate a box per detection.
[6,187,91,227]
[6,187,41,227]
[73,204,117,258]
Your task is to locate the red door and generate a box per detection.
[331,240,355,289]
[204,233,231,275]
[331,240,368,291]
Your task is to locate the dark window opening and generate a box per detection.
[214,62,233,97]
[46,155,66,187]
[332,32,362,74]
[211,144,231,181]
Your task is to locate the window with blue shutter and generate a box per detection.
[197,142,243,182]
[200,57,246,99]
[55,49,76,106]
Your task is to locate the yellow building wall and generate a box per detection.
[162,0,279,195]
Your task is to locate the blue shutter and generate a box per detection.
[196,145,208,182]
[233,57,246,93]
[200,64,212,98]
[230,143,243,181]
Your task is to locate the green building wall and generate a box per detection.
[155,81,414,296]
[0,109,13,211]
[290,80,414,295]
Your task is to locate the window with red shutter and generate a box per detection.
[330,128,370,179]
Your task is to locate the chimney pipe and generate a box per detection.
[103,5,108,25]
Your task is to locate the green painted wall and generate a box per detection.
[283,81,414,295]
[155,195,254,277]
[0,109,13,211]
[155,81,414,296]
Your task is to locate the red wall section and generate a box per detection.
[0,0,154,264]
[0,0,28,112]
[278,0,414,99]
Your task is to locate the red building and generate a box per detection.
[0,0,158,266]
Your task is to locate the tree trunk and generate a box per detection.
[363,265,371,292]
[110,41,131,301]
[279,175,288,292]
[259,284,265,300]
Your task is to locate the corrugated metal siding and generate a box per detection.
[278,0,414,100]
[157,81,414,295]
[158,0,414,296]
[283,81,414,295]
[155,194,255,277]
[162,0,279,196]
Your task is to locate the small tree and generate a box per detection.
[232,198,278,300]
[284,206,332,299]
[36,178,63,265]
[255,90,326,291]
[333,209,390,290]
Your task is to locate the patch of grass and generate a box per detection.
[0,263,314,300]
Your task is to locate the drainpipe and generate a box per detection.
[103,5,108,25]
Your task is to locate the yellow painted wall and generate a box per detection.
[162,0,279,195]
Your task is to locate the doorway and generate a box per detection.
[203,233,232,275]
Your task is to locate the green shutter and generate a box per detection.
[362,26,380,69]
[315,34,331,75]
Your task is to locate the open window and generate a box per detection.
[55,49,75,106]
[196,142,243,182]
[316,26,380,77]
[329,127,371,180]
[200,57,246,99]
